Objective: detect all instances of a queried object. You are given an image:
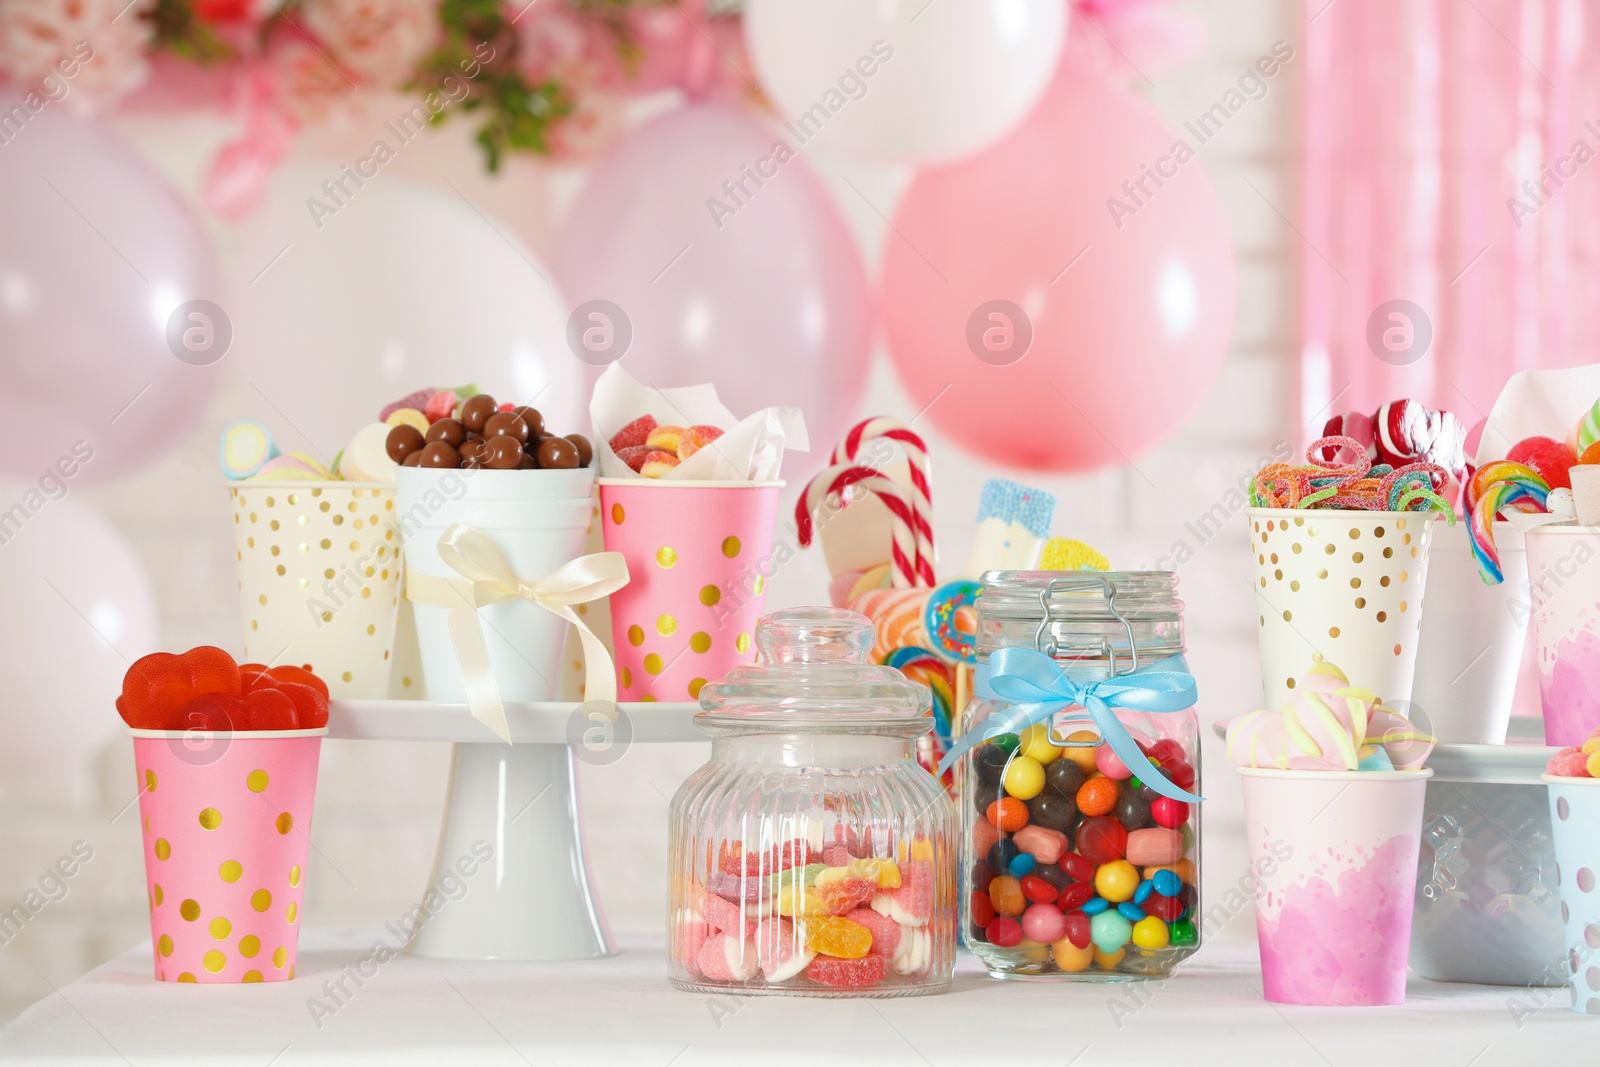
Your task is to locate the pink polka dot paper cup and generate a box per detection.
[130,727,325,983]
[1238,766,1431,1005]
[598,480,780,702]
[1525,527,1600,746]
[1544,774,1600,1014]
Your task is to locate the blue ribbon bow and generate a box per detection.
[936,648,1205,803]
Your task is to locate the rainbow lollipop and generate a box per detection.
[1467,461,1550,583]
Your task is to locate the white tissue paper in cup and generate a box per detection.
[589,364,808,481]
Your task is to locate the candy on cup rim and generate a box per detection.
[127,727,329,739]
[596,478,785,489]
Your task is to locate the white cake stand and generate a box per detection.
[328,700,705,961]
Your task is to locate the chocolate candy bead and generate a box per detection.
[537,436,580,469]
[1046,759,1086,799]
[483,412,530,444]
[1115,788,1154,831]
[424,418,466,448]
[1028,793,1081,834]
[565,433,593,466]
[386,423,425,463]
[510,406,545,439]
[418,441,460,468]
[517,453,537,469]
[985,840,1019,874]
[485,436,525,469]
[400,451,423,467]
[459,438,490,469]
[459,394,498,433]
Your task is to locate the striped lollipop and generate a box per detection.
[1570,397,1600,456]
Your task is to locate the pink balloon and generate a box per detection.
[0,99,224,484]
[552,104,871,471]
[882,64,1237,472]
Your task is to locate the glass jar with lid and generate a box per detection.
[954,571,1202,979]
[667,606,957,997]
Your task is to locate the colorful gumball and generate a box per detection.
[1150,797,1189,829]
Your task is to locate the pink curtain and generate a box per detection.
[1300,0,1600,437]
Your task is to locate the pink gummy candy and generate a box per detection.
[674,911,711,975]
[1548,747,1591,778]
[698,888,756,939]
[846,907,902,959]
[822,844,852,867]
[754,917,808,981]
[697,932,758,982]
[708,872,769,904]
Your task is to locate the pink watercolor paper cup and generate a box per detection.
[1524,526,1600,745]
[130,728,325,983]
[1544,774,1600,1014]
[598,480,780,702]
[1238,766,1431,1006]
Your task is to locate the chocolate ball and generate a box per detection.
[458,438,490,469]
[418,441,460,468]
[400,451,423,467]
[536,436,580,469]
[459,394,498,433]
[565,433,593,467]
[386,424,425,463]
[485,435,525,469]
[516,452,537,469]
[1114,788,1153,831]
[1045,759,1087,799]
[483,412,530,444]
[1028,793,1080,834]
[424,418,466,448]
[510,406,545,439]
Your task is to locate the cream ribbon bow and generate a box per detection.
[405,523,629,743]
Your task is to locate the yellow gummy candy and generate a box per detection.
[776,884,827,917]
[814,858,901,890]
[1584,737,1600,755]
[1588,751,1600,778]
[803,916,871,959]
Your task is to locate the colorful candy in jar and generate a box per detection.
[965,728,1200,974]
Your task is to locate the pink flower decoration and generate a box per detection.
[202,67,296,221]
[0,0,155,114]
[299,0,437,90]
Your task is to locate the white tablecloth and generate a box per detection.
[2,930,1589,1065]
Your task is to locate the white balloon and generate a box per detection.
[0,483,159,776]
[745,0,1067,165]
[229,163,585,459]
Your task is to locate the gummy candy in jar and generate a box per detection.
[667,607,957,997]
[953,572,1203,979]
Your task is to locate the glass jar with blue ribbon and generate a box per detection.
[937,572,1204,979]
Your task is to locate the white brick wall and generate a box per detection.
[0,0,1300,1020]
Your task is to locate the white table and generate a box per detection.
[3,930,1589,1065]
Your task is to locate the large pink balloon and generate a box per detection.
[0,99,223,483]
[552,104,870,468]
[882,64,1237,472]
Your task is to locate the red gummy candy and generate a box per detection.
[1062,910,1091,949]
[379,388,435,422]
[616,445,653,472]
[1021,874,1058,905]
[1549,748,1590,778]
[608,415,657,453]
[985,915,1023,948]
[805,953,885,988]
[1077,817,1128,865]
[184,646,242,700]
[1146,893,1185,922]
[970,890,996,928]
[118,652,189,729]
[1147,739,1185,765]
[1059,853,1096,882]
[846,907,901,959]
[773,840,821,871]
[175,692,243,733]
[424,390,458,423]
[276,681,328,729]
[269,665,331,701]
[1056,882,1094,911]
[241,687,299,731]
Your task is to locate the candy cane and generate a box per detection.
[832,418,936,586]
[797,463,920,588]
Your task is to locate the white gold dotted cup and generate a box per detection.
[1248,507,1436,707]
[229,481,402,698]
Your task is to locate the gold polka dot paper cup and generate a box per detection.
[1543,774,1600,1015]
[230,482,402,698]
[599,480,781,702]
[1248,507,1436,709]
[130,727,325,983]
